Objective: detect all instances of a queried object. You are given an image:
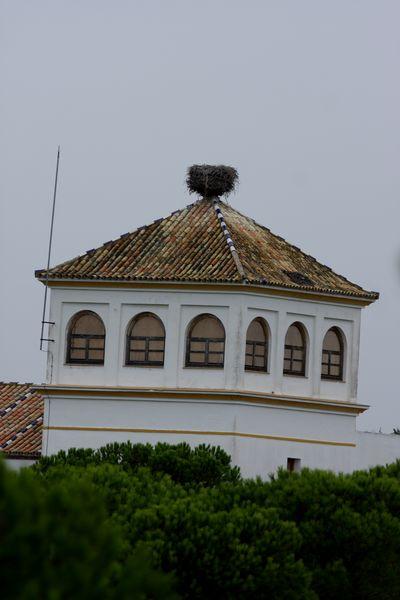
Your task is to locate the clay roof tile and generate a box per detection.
[0,383,43,457]
[35,199,378,301]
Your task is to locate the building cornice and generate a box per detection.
[35,278,376,307]
[34,384,368,415]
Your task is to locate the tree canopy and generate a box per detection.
[3,442,400,599]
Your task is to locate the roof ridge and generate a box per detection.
[212,200,247,282]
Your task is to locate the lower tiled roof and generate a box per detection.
[0,383,43,458]
[35,198,379,301]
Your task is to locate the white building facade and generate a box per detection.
[35,191,398,476]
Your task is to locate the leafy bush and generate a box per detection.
[35,441,240,487]
[265,467,400,600]
[6,444,400,599]
[0,460,177,599]
[39,463,312,599]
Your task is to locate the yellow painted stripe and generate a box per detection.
[44,425,356,447]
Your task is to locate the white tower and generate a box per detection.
[35,166,378,476]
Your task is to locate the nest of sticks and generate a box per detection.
[186,164,238,198]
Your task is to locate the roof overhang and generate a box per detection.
[35,277,378,307]
[1,451,41,460]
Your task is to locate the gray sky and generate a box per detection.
[1,1,399,431]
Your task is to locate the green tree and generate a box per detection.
[38,462,314,599]
[35,441,240,487]
[13,443,400,599]
[0,460,178,600]
[264,468,400,600]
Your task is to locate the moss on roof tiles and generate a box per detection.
[35,199,378,301]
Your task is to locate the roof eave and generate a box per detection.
[35,276,378,305]
[1,450,41,460]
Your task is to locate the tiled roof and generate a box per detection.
[0,383,43,458]
[35,199,378,301]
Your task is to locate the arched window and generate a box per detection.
[186,314,225,368]
[245,318,269,372]
[126,313,165,366]
[67,311,105,365]
[321,327,344,380]
[283,322,306,376]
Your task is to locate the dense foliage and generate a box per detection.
[3,442,400,599]
[35,441,240,487]
[0,460,177,599]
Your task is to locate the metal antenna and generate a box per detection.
[40,146,60,350]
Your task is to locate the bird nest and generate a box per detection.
[186,164,238,198]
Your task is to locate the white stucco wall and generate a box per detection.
[38,283,378,477]
[45,284,362,401]
[41,392,400,476]
[4,458,36,470]
[42,391,358,476]
[5,430,400,475]
[355,431,400,470]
